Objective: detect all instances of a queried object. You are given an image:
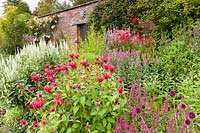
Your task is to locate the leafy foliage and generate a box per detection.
[0,6,30,54]
[91,0,134,31]
[70,0,93,6]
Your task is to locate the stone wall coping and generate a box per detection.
[39,0,99,18]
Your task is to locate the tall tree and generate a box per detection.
[70,0,93,6]
[37,0,71,16]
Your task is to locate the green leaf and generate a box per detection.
[103,119,107,127]
[108,117,115,123]
[99,108,107,117]
[107,123,111,131]
[73,106,79,114]
[90,108,97,115]
[80,96,86,106]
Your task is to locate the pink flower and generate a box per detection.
[62,64,68,71]
[103,64,109,70]
[118,78,123,84]
[54,93,61,100]
[45,69,54,76]
[44,64,51,69]
[68,61,77,69]
[95,99,101,106]
[75,84,81,90]
[55,64,62,72]
[29,100,44,110]
[96,77,104,83]
[50,107,55,113]
[69,53,79,60]
[101,57,108,63]
[32,121,39,128]
[118,87,124,95]
[31,74,40,82]
[103,73,110,80]
[20,119,27,126]
[29,87,35,93]
[108,65,115,72]
[44,85,53,93]
[47,76,56,83]
[54,98,64,107]
[180,124,186,131]
[80,60,90,67]
[37,93,43,99]
[85,123,91,130]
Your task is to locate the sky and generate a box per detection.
[0,0,70,16]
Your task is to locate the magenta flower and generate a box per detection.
[118,87,124,95]
[50,107,55,113]
[47,76,56,83]
[44,85,53,93]
[188,111,196,119]
[108,65,115,72]
[45,69,54,76]
[44,64,51,69]
[30,100,44,110]
[20,119,27,126]
[68,61,77,69]
[185,119,191,125]
[169,90,176,97]
[103,73,110,80]
[55,64,62,72]
[179,103,186,109]
[135,108,141,114]
[32,121,39,128]
[101,57,108,63]
[80,60,90,67]
[96,77,104,83]
[31,74,40,82]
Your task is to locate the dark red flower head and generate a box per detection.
[189,112,196,119]
[169,90,176,97]
[185,119,191,125]
[132,14,138,25]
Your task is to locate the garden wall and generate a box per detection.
[39,0,98,43]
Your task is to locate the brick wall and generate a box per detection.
[40,1,98,44]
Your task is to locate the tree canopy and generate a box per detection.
[70,0,93,6]
[37,0,71,16]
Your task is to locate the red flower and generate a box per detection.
[44,64,51,69]
[55,64,62,72]
[108,65,115,72]
[37,93,43,99]
[85,123,91,130]
[20,119,27,126]
[45,69,54,76]
[68,61,77,69]
[75,84,81,90]
[103,64,109,70]
[69,53,79,60]
[101,57,108,63]
[30,100,44,110]
[44,85,53,93]
[132,14,138,25]
[62,64,68,71]
[54,93,61,100]
[118,78,123,84]
[32,121,39,128]
[145,37,154,44]
[47,76,56,83]
[118,88,124,95]
[95,60,100,66]
[96,77,104,83]
[103,73,110,80]
[31,74,40,82]
[55,98,64,107]
[80,60,90,67]
[50,107,55,113]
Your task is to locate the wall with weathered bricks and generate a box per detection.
[40,1,98,43]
